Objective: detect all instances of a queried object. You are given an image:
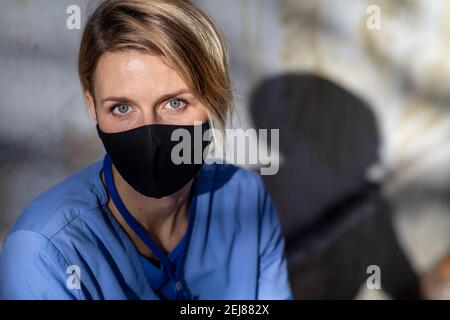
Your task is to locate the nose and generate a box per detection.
[139,106,158,126]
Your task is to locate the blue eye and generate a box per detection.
[112,103,132,116]
[166,99,187,111]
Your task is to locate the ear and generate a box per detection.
[84,90,97,121]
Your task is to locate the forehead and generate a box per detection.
[93,50,187,97]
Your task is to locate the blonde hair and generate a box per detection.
[78,0,232,130]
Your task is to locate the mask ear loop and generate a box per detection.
[206,112,224,162]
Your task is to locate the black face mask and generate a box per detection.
[96,121,211,198]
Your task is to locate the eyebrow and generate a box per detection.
[100,89,192,107]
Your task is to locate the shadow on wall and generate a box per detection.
[249,73,422,299]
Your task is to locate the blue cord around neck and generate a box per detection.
[102,153,196,300]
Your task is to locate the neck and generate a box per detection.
[101,164,192,256]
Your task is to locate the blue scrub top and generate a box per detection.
[0,156,293,300]
[138,242,185,300]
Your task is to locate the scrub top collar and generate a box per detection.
[102,153,197,300]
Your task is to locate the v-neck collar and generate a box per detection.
[139,230,187,269]
[96,156,199,300]
[137,237,186,292]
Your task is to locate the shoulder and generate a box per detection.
[197,162,266,195]
[196,163,270,219]
[0,230,64,267]
[0,229,80,299]
[7,159,106,240]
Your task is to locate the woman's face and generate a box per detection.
[86,50,208,133]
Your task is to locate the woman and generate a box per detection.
[0,0,292,300]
